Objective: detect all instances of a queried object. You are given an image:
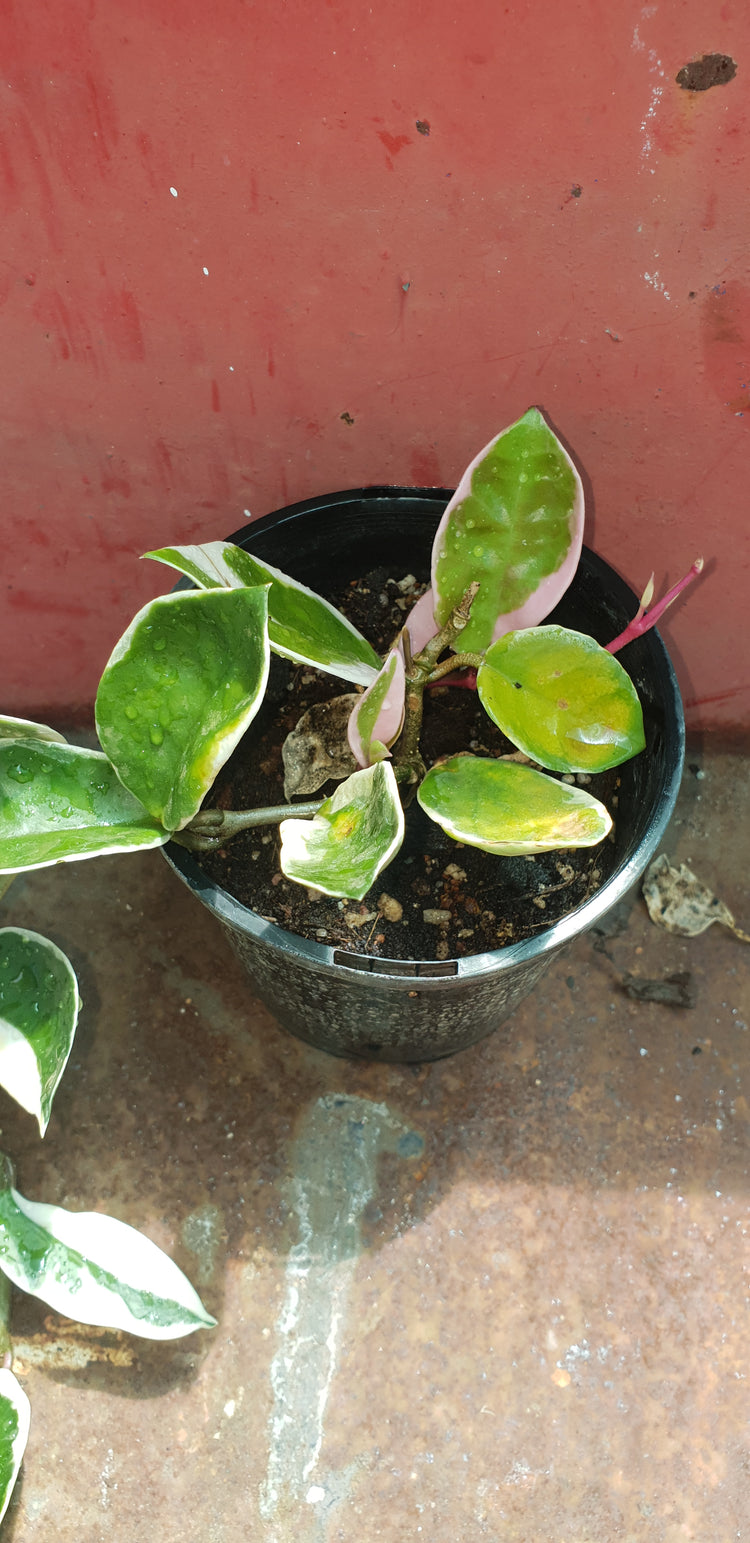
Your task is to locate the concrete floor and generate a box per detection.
[0,749,748,1542]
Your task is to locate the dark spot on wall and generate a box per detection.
[416,119,431,136]
[676,54,737,90]
[340,411,355,426]
[570,184,582,197]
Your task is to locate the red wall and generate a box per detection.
[2,0,748,733]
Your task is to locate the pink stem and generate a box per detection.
[606,559,703,654]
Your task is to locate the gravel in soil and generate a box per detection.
[196,568,619,962]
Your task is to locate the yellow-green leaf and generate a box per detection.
[477,625,646,772]
[418,755,613,855]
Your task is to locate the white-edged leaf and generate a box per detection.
[347,647,405,767]
[145,541,381,687]
[0,1182,217,1340]
[0,716,66,744]
[0,1368,30,1526]
[0,929,80,1136]
[0,740,169,873]
[95,585,270,831]
[279,761,405,901]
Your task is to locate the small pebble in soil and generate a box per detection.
[423,909,452,926]
[378,893,404,922]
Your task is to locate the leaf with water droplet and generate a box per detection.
[96,585,271,830]
[432,408,584,652]
[144,540,382,687]
[0,1369,30,1526]
[0,739,169,872]
[0,929,80,1134]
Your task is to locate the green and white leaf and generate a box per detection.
[431,407,584,652]
[279,761,405,901]
[0,1368,30,1526]
[418,755,613,855]
[477,625,646,773]
[0,740,169,873]
[96,585,270,831]
[0,929,80,1136]
[0,716,66,745]
[0,1180,217,1340]
[146,541,381,687]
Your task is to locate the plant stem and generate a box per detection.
[392,679,426,791]
[426,652,483,684]
[607,558,703,654]
[413,582,480,672]
[175,801,324,851]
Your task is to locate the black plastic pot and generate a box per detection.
[164,488,684,1062]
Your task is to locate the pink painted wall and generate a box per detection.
[2,0,748,732]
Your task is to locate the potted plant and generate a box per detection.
[0,409,695,1061]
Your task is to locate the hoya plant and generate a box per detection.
[0,921,216,1521]
[0,409,700,905]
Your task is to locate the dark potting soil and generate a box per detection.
[196,568,620,962]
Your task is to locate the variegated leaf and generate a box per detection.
[432,408,584,653]
[0,717,66,744]
[279,761,405,900]
[145,541,381,687]
[95,585,270,831]
[347,647,406,767]
[418,755,613,855]
[0,740,168,873]
[0,1368,30,1526]
[0,1177,216,1340]
[477,625,646,772]
[0,929,80,1136]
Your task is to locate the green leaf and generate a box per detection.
[279,762,405,900]
[0,1369,30,1526]
[0,740,169,873]
[96,586,270,831]
[0,929,80,1136]
[0,716,66,744]
[432,408,584,652]
[418,755,613,855]
[145,542,382,687]
[347,647,405,767]
[477,626,646,773]
[0,1177,217,1340]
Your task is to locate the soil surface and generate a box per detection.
[196,568,620,962]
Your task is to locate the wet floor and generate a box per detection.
[1,750,748,1541]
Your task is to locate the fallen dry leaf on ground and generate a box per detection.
[642,854,750,942]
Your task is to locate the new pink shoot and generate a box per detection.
[606,559,704,654]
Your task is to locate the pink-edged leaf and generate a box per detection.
[404,588,440,654]
[431,408,584,654]
[347,647,406,768]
